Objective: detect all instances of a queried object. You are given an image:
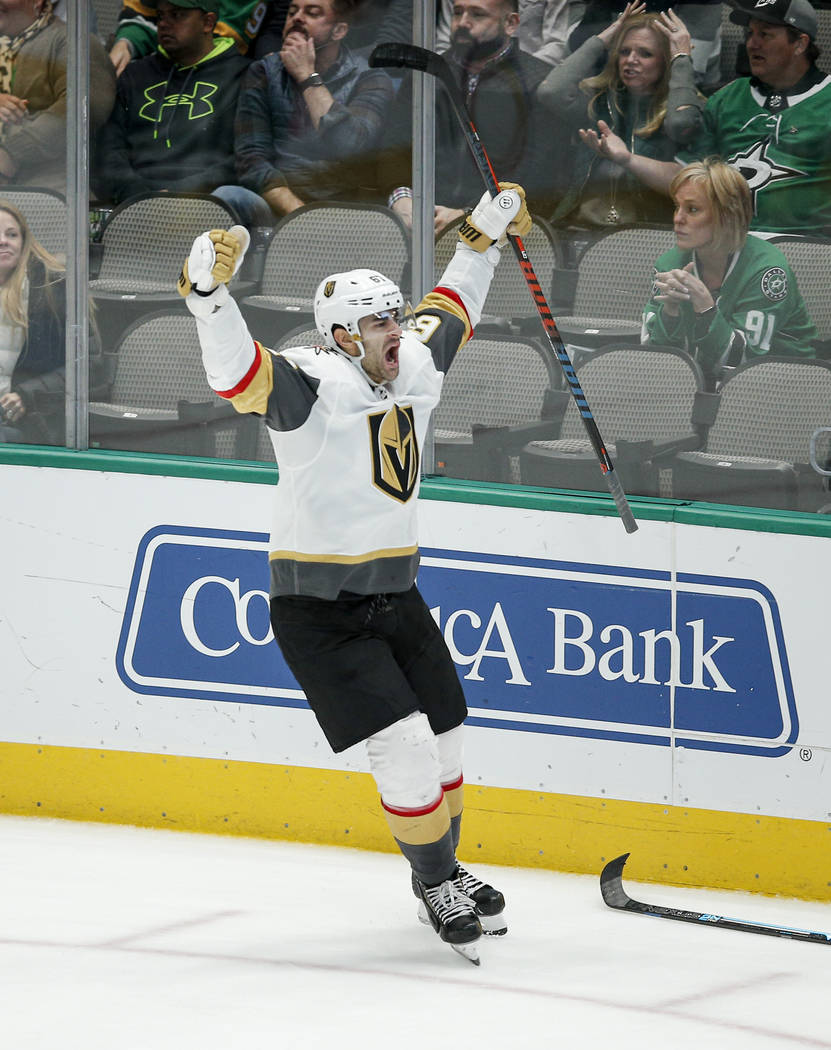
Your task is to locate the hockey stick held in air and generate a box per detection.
[601,853,831,945]
[369,42,638,535]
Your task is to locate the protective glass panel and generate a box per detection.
[40,0,831,518]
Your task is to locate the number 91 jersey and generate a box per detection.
[641,235,817,379]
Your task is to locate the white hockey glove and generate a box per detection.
[458,182,532,253]
[177,225,250,298]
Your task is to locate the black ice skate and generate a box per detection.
[454,864,507,936]
[414,875,482,965]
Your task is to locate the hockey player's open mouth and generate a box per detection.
[385,342,400,369]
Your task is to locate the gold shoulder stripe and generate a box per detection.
[269,545,418,565]
[418,291,472,344]
[230,341,274,415]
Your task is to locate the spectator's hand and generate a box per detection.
[391,196,413,229]
[109,39,133,76]
[434,206,464,235]
[655,8,693,60]
[280,32,316,84]
[653,262,714,316]
[597,1,646,47]
[178,226,250,296]
[579,120,631,168]
[0,392,25,424]
[0,94,27,125]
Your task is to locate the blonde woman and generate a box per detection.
[0,200,76,444]
[642,159,817,386]
[538,1,702,228]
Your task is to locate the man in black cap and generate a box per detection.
[577,0,831,237]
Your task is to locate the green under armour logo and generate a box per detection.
[139,80,218,122]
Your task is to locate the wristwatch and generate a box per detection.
[299,72,324,91]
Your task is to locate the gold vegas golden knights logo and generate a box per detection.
[323,280,336,297]
[368,404,419,503]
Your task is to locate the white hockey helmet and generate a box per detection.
[314,268,404,358]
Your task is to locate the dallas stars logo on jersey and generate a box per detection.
[368,404,419,503]
[683,76,831,233]
[728,140,806,213]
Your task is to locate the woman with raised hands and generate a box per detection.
[538,1,703,231]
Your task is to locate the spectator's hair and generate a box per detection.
[581,12,673,139]
[332,0,360,21]
[0,201,64,330]
[669,158,752,254]
[785,25,820,63]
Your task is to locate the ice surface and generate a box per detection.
[2,815,829,1049]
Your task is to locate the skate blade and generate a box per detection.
[451,941,480,965]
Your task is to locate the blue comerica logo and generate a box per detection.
[117,525,798,757]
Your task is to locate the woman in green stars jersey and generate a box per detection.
[641,158,817,388]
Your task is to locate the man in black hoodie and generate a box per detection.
[95,1,272,227]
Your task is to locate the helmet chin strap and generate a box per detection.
[333,327,365,363]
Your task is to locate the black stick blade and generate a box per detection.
[599,851,831,945]
[600,853,633,909]
[370,42,432,71]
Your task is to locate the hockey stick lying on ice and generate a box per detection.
[369,42,638,535]
[601,853,831,945]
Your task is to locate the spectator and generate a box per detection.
[233,0,394,217]
[642,159,817,388]
[94,1,271,227]
[593,0,831,237]
[567,1,723,91]
[538,3,702,230]
[0,0,115,192]
[517,0,570,67]
[384,0,559,233]
[109,0,274,74]
[0,201,100,445]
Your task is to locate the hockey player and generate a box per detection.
[177,182,532,964]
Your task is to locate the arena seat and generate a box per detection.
[89,192,248,349]
[239,203,411,347]
[769,237,831,346]
[672,356,831,512]
[519,343,710,498]
[547,225,676,357]
[433,332,563,483]
[89,310,257,459]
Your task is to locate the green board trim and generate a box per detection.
[4,444,831,537]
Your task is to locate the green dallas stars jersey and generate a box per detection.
[642,235,817,382]
[677,75,831,235]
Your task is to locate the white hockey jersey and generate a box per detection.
[189,243,500,598]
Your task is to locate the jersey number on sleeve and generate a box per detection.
[744,310,775,351]
[409,313,442,344]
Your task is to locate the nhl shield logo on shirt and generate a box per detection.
[368,403,419,502]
